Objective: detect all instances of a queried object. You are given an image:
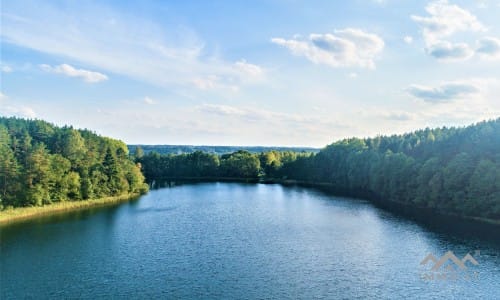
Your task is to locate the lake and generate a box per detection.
[1,183,499,299]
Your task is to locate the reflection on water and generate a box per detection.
[1,183,499,299]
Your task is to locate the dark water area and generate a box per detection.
[1,183,499,299]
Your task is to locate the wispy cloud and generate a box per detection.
[382,111,416,121]
[195,103,347,131]
[403,36,413,44]
[1,65,13,73]
[0,92,37,118]
[143,97,156,105]
[271,28,384,69]
[233,60,264,78]
[40,63,108,83]
[0,1,263,90]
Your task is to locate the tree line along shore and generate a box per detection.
[1,117,499,225]
[0,117,148,224]
[137,118,499,224]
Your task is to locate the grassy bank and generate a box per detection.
[0,193,141,227]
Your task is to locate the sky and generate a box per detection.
[1,0,500,147]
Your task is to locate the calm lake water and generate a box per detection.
[1,183,499,299]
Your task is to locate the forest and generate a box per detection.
[136,149,310,180]
[128,144,319,155]
[1,116,498,222]
[137,118,500,221]
[0,117,148,209]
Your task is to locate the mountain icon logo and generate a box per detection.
[420,251,479,271]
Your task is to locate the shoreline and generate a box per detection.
[2,178,498,230]
[155,177,500,227]
[0,193,141,227]
[264,178,500,227]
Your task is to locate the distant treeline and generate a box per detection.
[137,119,500,221]
[0,117,148,209]
[136,149,310,180]
[128,144,319,155]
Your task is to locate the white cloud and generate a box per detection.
[0,2,263,91]
[1,65,13,73]
[40,63,108,83]
[348,72,358,78]
[0,92,37,118]
[191,75,239,92]
[143,97,155,105]
[382,111,416,121]
[476,36,500,58]
[358,108,417,121]
[271,28,384,69]
[406,80,483,102]
[404,36,413,44]
[197,104,247,117]
[426,40,474,60]
[476,0,488,8]
[192,76,218,90]
[196,103,346,128]
[233,60,263,78]
[411,0,485,44]
[411,0,486,61]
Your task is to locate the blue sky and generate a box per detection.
[1,0,500,146]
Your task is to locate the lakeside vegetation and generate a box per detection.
[138,118,500,222]
[136,149,310,180]
[0,117,148,211]
[0,193,140,226]
[1,116,498,224]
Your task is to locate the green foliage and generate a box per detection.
[220,150,260,178]
[128,144,319,155]
[281,118,500,220]
[139,118,500,221]
[137,148,311,180]
[0,117,148,208]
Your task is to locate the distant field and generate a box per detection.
[128,145,320,155]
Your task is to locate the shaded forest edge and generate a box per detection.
[0,117,149,224]
[137,118,500,225]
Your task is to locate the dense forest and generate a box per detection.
[128,145,319,155]
[1,116,498,221]
[138,119,500,221]
[0,117,148,209]
[136,149,310,180]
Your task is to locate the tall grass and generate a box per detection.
[0,193,140,226]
